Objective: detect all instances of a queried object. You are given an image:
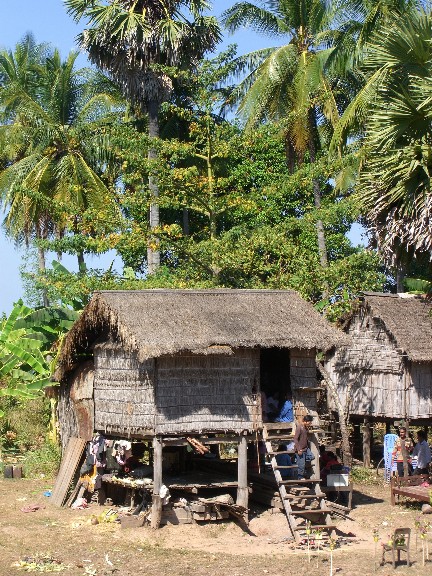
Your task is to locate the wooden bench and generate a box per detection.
[390,474,430,506]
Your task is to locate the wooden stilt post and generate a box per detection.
[309,431,320,480]
[237,435,249,519]
[151,436,163,529]
[363,418,371,468]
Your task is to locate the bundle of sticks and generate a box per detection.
[186,436,210,455]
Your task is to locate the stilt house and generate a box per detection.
[325,292,432,424]
[53,289,348,527]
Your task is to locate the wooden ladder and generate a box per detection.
[263,423,336,544]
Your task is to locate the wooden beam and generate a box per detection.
[236,436,249,519]
[362,418,371,468]
[151,436,163,529]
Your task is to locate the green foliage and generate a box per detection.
[22,440,61,478]
[351,465,382,486]
[0,301,52,401]
[0,43,122,251]
[0,298,79,411]
[0,397,50,452]
[333,7,432,264]
[404,277,432,295]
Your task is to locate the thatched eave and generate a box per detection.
[55,289,350,381]
[359,292,432,362]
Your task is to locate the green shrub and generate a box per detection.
[0,396,50,454]
[351,465,382,485]
[23,441,61,478]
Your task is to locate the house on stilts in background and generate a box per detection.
[324,292,432,464]
[52,289,348,539]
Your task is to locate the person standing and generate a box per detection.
[391,427,413,477]
[412,430,431,475]
[293,414,313,479]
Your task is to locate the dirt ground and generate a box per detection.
[0,476,431,576]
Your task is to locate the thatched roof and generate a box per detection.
[360,292,432,362]
[54,289,349,380]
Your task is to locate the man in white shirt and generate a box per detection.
[412,430,431,475]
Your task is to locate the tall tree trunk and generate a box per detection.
[37,245,49,307]
[147,98,160,275]
[308,111,328,271]
[36,223,49,307]
[316,361,352,467]
[77,251,85,273]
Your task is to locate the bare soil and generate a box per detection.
[0,477,431,576]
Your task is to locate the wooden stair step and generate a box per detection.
[279,479,319,485]
[285,493,325,499]
[284,492,320,498]
[295,524,337,531]
[265,436,295,441]
[291,508,332,514]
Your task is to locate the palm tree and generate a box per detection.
[330,0,422,151]
[354,8,432,288]
[0,44,121,304]
[222,0,349,272]
[0,35,54,303]
[65,0,221,274]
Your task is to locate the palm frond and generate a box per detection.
[222,2,289,37]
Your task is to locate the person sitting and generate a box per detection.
[274,393,294,422]
[266,393,279,421]
[275,444,294,479]
[320,451,341,486]
[319,445,333,469]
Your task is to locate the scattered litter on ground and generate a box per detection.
[11,554,70,572]
[20,504,45,513]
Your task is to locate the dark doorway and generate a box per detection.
[260,348,291,401]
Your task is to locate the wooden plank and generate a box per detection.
[51,437,86,507]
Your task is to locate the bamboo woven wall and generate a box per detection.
[93,343,156,436]
[290,348,319,419]
[408,362,432,418]
[324,310,431,419]
[154,349,259,434]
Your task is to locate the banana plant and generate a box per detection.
[0,300,80,416]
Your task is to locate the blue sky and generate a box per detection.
[0,1,364,315]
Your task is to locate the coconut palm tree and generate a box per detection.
[0,44,121,304]
[65,0,221,273]
[222,0,352,272]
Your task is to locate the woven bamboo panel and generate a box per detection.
[155,350,258,434]
[94,346,156,432]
